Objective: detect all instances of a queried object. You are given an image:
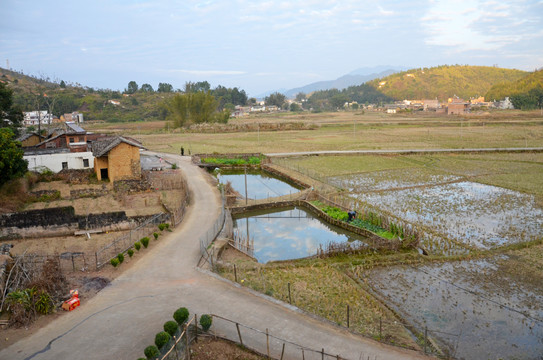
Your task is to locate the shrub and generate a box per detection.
[134,241,142,251]
[141,237,150,248]
[158,223,166,231]
[127,249,134,258]
[35,290,53,315]
[110,258,120,267]
[154,331,171,350]
[117,253,124,264]
[163,320,178,337]
[200,314,212,332]
[173,307,189,325]
[171,163,178,169]
[153,232,159,240]
[144,345,159,359]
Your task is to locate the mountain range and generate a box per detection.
[257,66,406,99]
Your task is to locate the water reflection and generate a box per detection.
[217,170,300,200]
[234,207,367,263]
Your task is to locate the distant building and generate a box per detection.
[447,98,470,115]
[60,112,84,123]
[495,97,514,110]
[423,99,440,111]
[23,111,53,126]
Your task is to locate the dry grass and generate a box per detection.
[82,110,543,155]
[217,262,419,349]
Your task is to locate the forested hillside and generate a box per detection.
[485,69,543,108]
[367,65,526,101]
[0,68,248,123]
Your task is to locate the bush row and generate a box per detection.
[140,307,213,360]
[110,223,170,268]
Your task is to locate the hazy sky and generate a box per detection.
[1,0,542,96]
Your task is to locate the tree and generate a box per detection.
[166,91,229,128]
[290,103,302,112]
[184,81,211,93]
[140,83,154,92]
[0,128,28,186]
[295,92,306,102]
[126,81,138,94]
[264,92,286,108]
[0,82,23,136]
[157,83,173,93]
[60,80,66,88]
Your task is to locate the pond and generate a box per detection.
[365,259,543,360]
[233,206,369,263]
[217,169,301,200]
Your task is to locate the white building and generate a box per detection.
[24,151,94,173]
[23,111,53,126]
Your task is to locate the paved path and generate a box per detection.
[265,147,543,157]
[0,154,429,360]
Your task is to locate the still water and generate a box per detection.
[233,206,368,263]
[217,170,300,200]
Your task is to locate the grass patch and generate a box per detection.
[201,156,261,165]
[217,262,418,349]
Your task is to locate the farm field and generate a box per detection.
[90,110,543,358]
[85,110,543,155]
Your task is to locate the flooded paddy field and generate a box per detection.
[217,169,301,200]
[233,206,369,263]
[364,256,543,360]
[351,181,543,249]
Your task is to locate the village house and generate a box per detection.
[92,136,145,182]
[447,97,470,115]
[24,148,94,173]
[17,132,42,147]
[23,111,53,126]
[423,99,440,111]
[60,112,84,123]
[34,122,91,152]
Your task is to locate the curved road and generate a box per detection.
[0,154,429,360]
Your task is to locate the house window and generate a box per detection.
[62,162,68,170]
[69,137,75,143]
[83,159,89,168]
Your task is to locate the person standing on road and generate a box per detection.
[181,146,185,156]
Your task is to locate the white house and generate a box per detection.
[24,151,94,173]
[24,111,53,126]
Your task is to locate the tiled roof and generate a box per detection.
[91,136,145,157]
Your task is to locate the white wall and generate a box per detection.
[24,152,95,173]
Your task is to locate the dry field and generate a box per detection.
[85,110,543,155]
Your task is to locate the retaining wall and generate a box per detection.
[0,206,148,239]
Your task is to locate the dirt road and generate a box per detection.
[0,153,430,360]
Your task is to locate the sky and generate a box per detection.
[1,0,542,97]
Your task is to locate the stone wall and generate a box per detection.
[0,206,137,239]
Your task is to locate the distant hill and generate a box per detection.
[366,65,527,101]
[282,67,404,98]
[485,69,543,101]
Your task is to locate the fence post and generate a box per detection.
[234,264,238,283]
[347,304,350,328]
[288,282,292,304]
[266,328,270,359]
[236,322,243,346]
[280,343,285,360]
[321,348,325,360]
[424,326,428,354]
[95,252,98,270]
[71,254,75,271]
[173,335,180,360]
[379,317,382,340]
[186,324,191,360]
[302,348,305,360]
[194,314,198,342]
